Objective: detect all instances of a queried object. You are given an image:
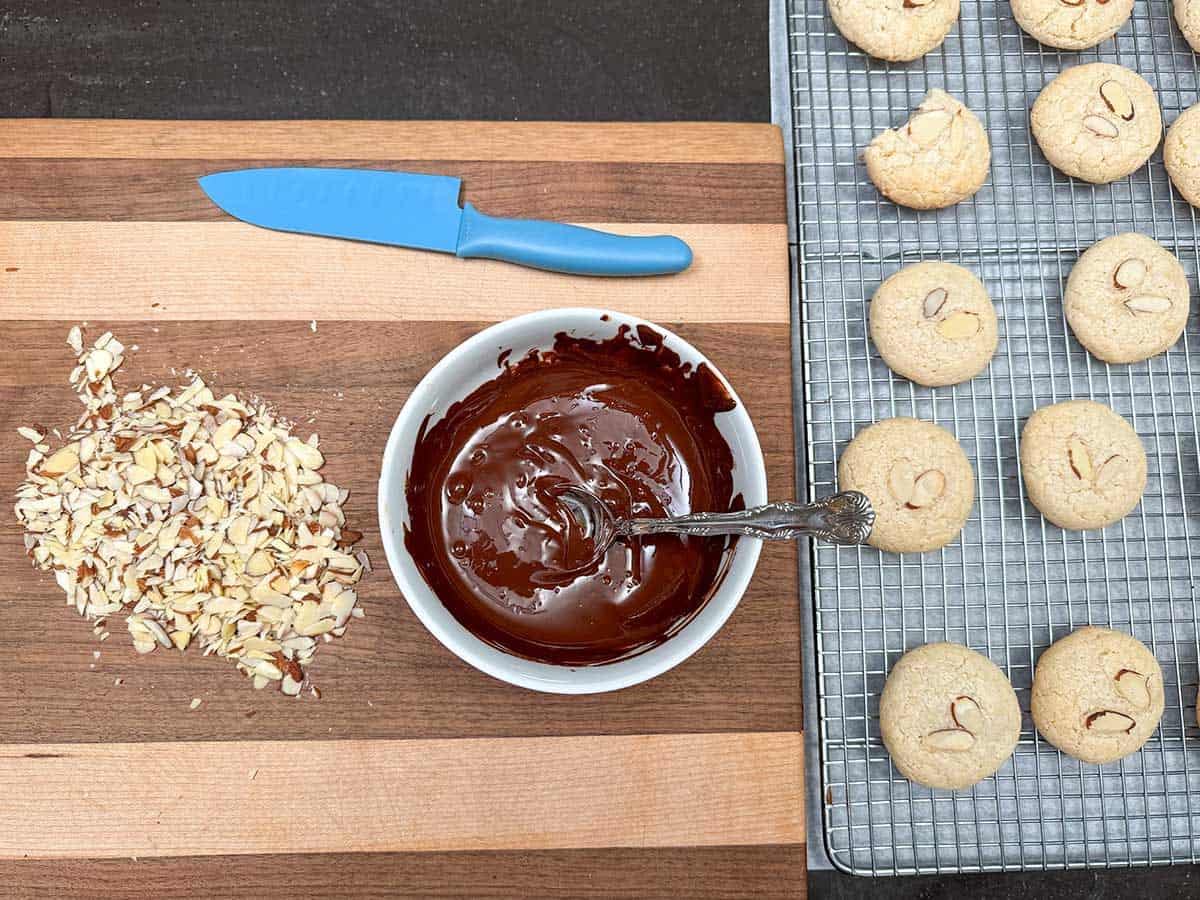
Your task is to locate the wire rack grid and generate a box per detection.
[782,0,1200,877]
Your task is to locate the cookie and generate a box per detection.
[1011,0,1134,49]
[1164,102,1200,207]
[837,417,974,553]
[865,89,991,209]
[1031,64,1161,184]
[870,261,999,385]
[1065,233,1190,364]
[880,642,1021,790]
[1019,400,1147,530]
[1031,626,1164,765]
[828,0,960,61]
[1175,0,1200,53]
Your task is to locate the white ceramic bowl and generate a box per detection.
[377,308,767,693]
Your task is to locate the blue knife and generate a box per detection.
[197,167,692,277]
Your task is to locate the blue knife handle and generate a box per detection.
[455,203,692,276]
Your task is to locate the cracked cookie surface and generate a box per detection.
[1020,399,1147,530]
[1031,63,1161,184]
[1164,102,1200,207]
[1065,233,1189,364]
[880,642,1021,790]
[865,89,990,209]
[837,417,974,553]
[1031,626,1163,765]
[1011,0,1133,49]
[829,0,960,61]
[870,261,999,385]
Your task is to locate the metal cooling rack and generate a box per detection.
[770,0,1200,877]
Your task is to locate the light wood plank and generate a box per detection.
[0,121,784,164]
[0,222,789,323]
[0,732,804,858]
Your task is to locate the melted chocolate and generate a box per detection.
[404,323,738,666]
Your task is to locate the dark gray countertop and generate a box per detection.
[0,0,767,120]
[2,1,1197,896]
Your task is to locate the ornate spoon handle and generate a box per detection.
[616,491,875,546]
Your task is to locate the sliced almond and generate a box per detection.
[1115,669,1152,710]
[245,549,275,577]
[1067,435,1094,481]
[1094,454,1127,492]
[125,464,156,486]
[935,311,981,340]
[922,287,948,318]
[1059,0,1085,5]
[922,728,977,751]
[1125,295,1172,314]
[286,437,325,471]
[907,469,946,509]
[903,0,933,6]
[227,515,253,547]
[139,484,172,505]
[951,695,984,734]
[84,347,114,382]
[887,459,917,506]
[945,113,967,158]
[1085,710,1137,734]
[211,417,242,450]
[40,447,79,477]
[133,444,158,473]
[1112,258,1146,290]
[1083,115,1120,138]
[1099,79,1135,122]
[907,109,953,147]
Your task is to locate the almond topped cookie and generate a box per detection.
[1032,627,1164,765]
[1031,64,1161,184]
[1011,0,1134,49]
[870,261,999,386]
[865,89,990,209]
[1164,102,1200,207]
[837,417,974,553]
[1175,0,1200,53]
[828,0,960,61]
[1065,233,1189,364]
[1020,400,1147,530]
[881,642,1021,790]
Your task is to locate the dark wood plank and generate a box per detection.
[0,159,785,224]
[0,845,805,899]
[0,320,798,743]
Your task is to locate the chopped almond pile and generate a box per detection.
[13,327,368,696]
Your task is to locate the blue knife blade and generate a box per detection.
[197,167,692,277]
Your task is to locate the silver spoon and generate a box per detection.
[556,486,874,567]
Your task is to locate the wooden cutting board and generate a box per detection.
[0,120,801,898]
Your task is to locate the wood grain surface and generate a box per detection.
[0,733,802,858]
[0,121,798,897]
